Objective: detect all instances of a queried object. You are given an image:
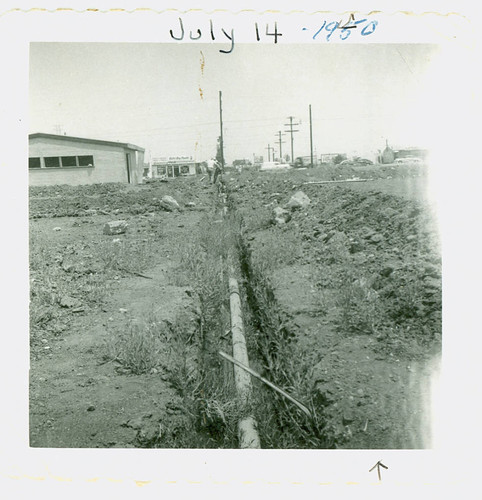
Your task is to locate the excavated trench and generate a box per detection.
[140,175,441,449]
[230,207,341,448]
[150,182,341,449]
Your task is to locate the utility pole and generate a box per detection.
[309,105,314,168]
[265,144,274,162]
[219,91,225,169]
[284,116,299,164]
[275,131,286,162]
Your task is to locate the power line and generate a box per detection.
[265,144,274,162]
[275,131,286,160]
[284,116,299,164]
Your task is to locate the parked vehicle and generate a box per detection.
[339,158,374,166]
[294,157,313,168]
[394,157,423,165]
[260,161,292,171]
[356,158,374,165]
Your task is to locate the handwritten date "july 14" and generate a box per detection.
[169,19,295,54]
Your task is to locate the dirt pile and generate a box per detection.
[29,178,210,218]
[230,172,441,355]
[226,168,441,448]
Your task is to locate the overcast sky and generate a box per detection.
[29,42,439,162]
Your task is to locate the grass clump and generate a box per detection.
[104,315,166,375]
[335,274,382,336]
[153,214,243,448]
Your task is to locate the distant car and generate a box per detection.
[394,157,423,165]
[260,161,292,171]
[338,159,373,166]
[356,158,374,165]
[407,157,424,165]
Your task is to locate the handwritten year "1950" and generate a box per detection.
[304,19,379,42]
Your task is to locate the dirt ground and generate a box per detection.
[29,165,441,449]
[29,182,210,448]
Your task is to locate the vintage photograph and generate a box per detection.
[29,42,442,450]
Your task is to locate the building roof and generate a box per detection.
[29,133,145,152]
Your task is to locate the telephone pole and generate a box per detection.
[265,144,274,162]
[284,116,299,164]
[309,105,314,168]
[219,91,225,169]
[275,131,286,161]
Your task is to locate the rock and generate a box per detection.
[122,414,153,430]
[424,276,440,289]
[285,191,311,210]
[159,195,181,212]
[137,424,161,444]
[361,226,376,239]
[406,234,417,241]
[59,295,81,308]
[123,417,143,430]
[87,405,95,412]
[380,266,394,277]
[53,227,62,231]
[368,233,384,244]
[384,207,398,218]
[272,206,291,225]
[62,262,74,272]
[103,220,128,235]
[349,241,363,253]
[342,409,355,425]
[423,263,440,278]
[185,201,196,208]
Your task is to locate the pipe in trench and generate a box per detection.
[229,269,261,448]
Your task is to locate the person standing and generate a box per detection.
[206,157,215,183]
[213,158,222,184]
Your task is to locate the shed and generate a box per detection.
[151,156,200,178]
[29,133,145,186]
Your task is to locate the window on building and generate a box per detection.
[29,157,41,169]
[78,155,94,167]
[180,165,190,175]
[44,156,61,168]
[157,166,166,176]
[61,156,77,167]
